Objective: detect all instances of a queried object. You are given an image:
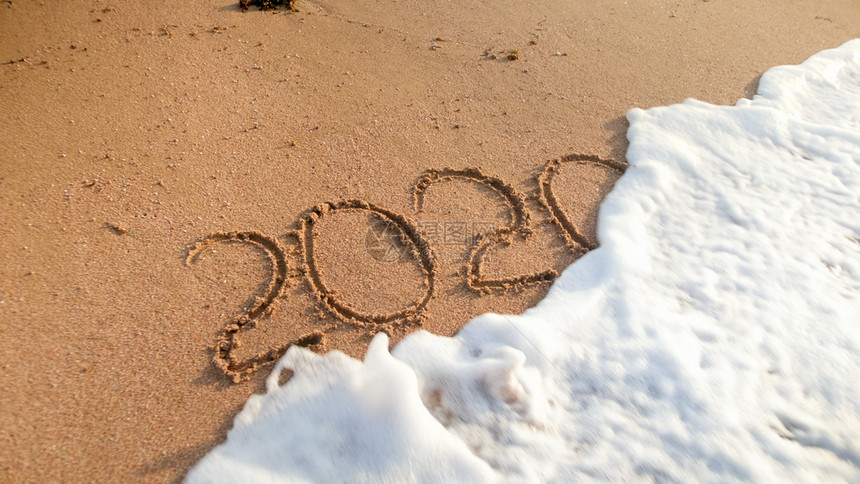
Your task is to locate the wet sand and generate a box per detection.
[1,0,858,481]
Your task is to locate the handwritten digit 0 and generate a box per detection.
[299,199,436,328]
[537,154,625,253]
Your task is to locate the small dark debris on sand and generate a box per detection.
[239,0,295,11]
[107,222,128,235]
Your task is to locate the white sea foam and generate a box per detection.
[187,40,860,483]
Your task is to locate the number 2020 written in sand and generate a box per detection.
[187,154,623,382]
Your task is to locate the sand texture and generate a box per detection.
[1,0,858,481]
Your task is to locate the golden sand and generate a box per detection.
[1,0,858,480]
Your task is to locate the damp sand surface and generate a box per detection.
[1,0,858,481]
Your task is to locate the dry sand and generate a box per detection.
[1,0,858,481]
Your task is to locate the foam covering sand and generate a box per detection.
[188,40,860,482]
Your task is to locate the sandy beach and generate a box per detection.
[1,0,858,481]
